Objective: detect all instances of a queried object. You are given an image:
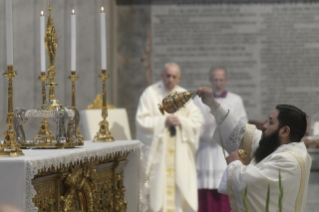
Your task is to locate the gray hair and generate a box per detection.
[163,62,180,72]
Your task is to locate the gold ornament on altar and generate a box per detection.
[87,94,116,109]
[32,3,75,149]
[93,70,114,142]
[45,3,57,67]
[42,3,62,110]
[0,65,24,156]
[158,91,196,115]
[34,72,56,146]
[68,71,84,145]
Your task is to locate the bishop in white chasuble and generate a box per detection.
[136,64,202,212]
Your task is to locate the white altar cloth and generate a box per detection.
[0,140,145,212]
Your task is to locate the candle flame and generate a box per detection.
[72,9,75,15]
[41,11,44,16]
[101,7,104,13]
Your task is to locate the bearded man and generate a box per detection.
[136,63,202,212]
[196,87,311,212]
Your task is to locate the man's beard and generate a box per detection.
[254,129,281,164]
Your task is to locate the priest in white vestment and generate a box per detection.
[196,87,311,212]
[194,67,247,212]
[136,63,202,212]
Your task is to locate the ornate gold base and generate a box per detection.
[42,99,63,110]
[0,149,24,157]
[93,120,114,142]
[35,117,56,142]
[1,127,25,156]
[94,135,114,142]
[56,143,76,149]
[20,142,36,149]
[34,142,58,149]
[76,129,84,145]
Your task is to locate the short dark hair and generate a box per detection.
[276,104,307,142]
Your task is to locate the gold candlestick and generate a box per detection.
[0,65,24,156]
[93,70,114,142]
[68,71,84,145]
[42,3,62,110]
[34,72,55,145]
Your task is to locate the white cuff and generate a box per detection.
[218,160,242,194]
[211,105,228,125]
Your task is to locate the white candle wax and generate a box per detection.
[100,7,107,70]
[6,0,13,65]
[71,10,76,71]
[40,11,46,72]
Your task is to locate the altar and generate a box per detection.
[0,140,145,212]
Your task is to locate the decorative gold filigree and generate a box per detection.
[93,180,113,211]
[45,3,57,67]
[114,174,127,212]
[33,181,55,212]
[32,155,129,212]
[42,3,62,110]
[60,161,97,212]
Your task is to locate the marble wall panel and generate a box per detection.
[116,5,151,138]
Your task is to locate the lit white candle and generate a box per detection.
[6,0,13,65]
[71,9,76,71]
[40,11,46,72]
[100,7,107,70]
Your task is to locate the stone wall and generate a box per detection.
[116,4,151,138]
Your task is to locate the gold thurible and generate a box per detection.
[34,72,55,145]
[93,70,114,142]
[68,71,84,145]
[0,65,24,156]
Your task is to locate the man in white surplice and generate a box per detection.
[196,87,311,212]
[136,63,202,212]
[194,67,247,212]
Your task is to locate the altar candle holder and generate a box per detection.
[0,65,24,156]
[93,70,114,142]
[34,72,56,146]
[68,71,84,145]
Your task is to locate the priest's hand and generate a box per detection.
[165,115,181,127]
[226,150,245,165]
[196,87,220,111]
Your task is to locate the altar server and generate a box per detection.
[196,87,311,212]
[136,63,202,212]
[194,67,247,212]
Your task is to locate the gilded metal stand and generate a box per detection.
[69,71,84,145]
[35,72,55,146]
[42,3,62,110]
[0,65,24,156]
[93,70,114,142]
[42,65,62,110]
